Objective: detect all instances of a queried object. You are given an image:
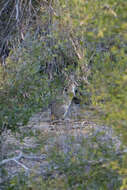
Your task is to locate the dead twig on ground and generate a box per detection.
[0,151,47,172]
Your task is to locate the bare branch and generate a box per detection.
[13,159,29,170]
[0,151,46,171]
[0,151,24,166]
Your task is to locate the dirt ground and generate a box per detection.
[0,103,121,188]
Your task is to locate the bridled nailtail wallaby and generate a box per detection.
[50,82,77,120]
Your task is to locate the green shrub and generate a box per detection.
[0,43,51,132]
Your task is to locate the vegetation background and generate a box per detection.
[0,0,127,189]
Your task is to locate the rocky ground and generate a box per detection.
[0,103,122,189]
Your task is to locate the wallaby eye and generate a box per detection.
[64,88,68,92]
[75,89,78,93]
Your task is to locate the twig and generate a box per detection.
[50,119,92,125]
[0,151,29,171]
[0,151,46,171]
[0,151,23,166]
[14,159,29,170]
[23,154,47,160]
